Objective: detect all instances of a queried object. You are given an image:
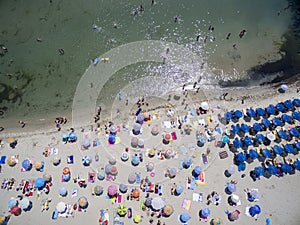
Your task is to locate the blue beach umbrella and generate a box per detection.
[284,100,293,110]
[234,110,243,119]
[222,135,230,144]
[246,108,256,118]
[34,177,45,189]
[249,149,259,159]
[268,165,277,175]
[281,163,292,173]
[193,166,202,176]
[273,145,283,155]
[278,130,288,139]
[261,118,271,127]
[236,152,247,163]
[108,134,116,144]
[293,160,300,171]
[22,159,31,171]
[256,108,265,117]
[244,136,253,146]
[295,142,300,151]
[276,103,285,112]
[284,144,294,154]
[233,138,242,148]
[254,166,265,177]
[224,112,232,121]
[231,125,240,134]
[262,149,271,158]
[266,105,275,115]
[240,124,250,133]
[292,98,300,107]
[281,114,291,123]
[249,205,261,217]
[253,123,261,132]
[198,136,207,144]
[59,187,67,196]
[62,133,69,142]
[175,185,184,195]
[292,111,300,121]
[180,212,191,223]
[238,163,246,171]
[226,183,236,193]
[201,208,211,218]
[183,158,193,168]
[290,128,299,137]
[272,118,282,127]
[8,198,18,209]
[255,134,265,143]
[69,132,77,142]
[131,155,140,166]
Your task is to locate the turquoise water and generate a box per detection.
[0,0,293,124]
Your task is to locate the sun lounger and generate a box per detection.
[181,198,191,210]
[0,156,6,164]
[219,151,228,159]
[192,193,203,202]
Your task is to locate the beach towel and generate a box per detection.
[49,147,58,155]
[219,151,228,159]
[180,146,187,155]
[192,193,203,202]
[0,156,6,164]
[117,194,122,203]
[67,155,74,164]
[71,188,78,197]
[181,198,191,210]
[178,160,184,170]
[195,172,206,185]
[93,138,101,147]
[171,131,177,140]
[189,178,196,190]
[135,173,141,184]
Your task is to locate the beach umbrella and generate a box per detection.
[97,170,106,180]
[62,133,69,142]
[109,125,117,134]
[255,134,265,143]
[293,160,300,171]
[266,132,276,141]
[180,212,191,223]
[246,108,256,118]
[138,138,144,148]
[272,118,282,127]
[284,144,294,154]
[193,166,202,176]
[200,101,209,110]
[254,166,265,177]
[273,145,283,155]
[53,157,61,166]
[8,198,18,209]
[281,114,291,123]
[108,185,118,196]
[233,138,242,148]
[6,157,17,167]
[121,152,129,161]
[266,105,275,115]
[146,162,154,172]
[227,167,235,175]
[228,211,239,221]
[268,165,278,175]
[249,149,259,159]
[175,185,184,195]
[198,136,207,144]
[290,128,299,137]
[56,202,66,213]
[284,100,293,110]
[110,165,118,175]
[240,124,250,133]
[221,135,229,144]
[292,98,300,107]
[136,114,145,124]
[131,137,139,147]
[249,205,261,217]
[133,123,142,133]
[94,185,103,196]
[224,112,232,121]
[292,111,300,121]
[69,132,77,142]
[234,110,243,119]
[43,173,52,182]
[59,187,67,196]
[280,84,288,91]
[10,206,21,216]
[226,183,236,193]
[151,197,165,210]
[238,163,246,172]
[164,149,173,159]
[82,138,90,149]
[133,215,142,223]
[78,196,88,209]
[164,133,172,142]
[276,103,285,112]
[131,154,140,166]
[212,218,222,225]
[253,123,261,132]
[105,164,112,174]
[151,126,159,135]
[22,159,31,171]
[108,134,116,144]
[295,142,300,151]
[201,208,211,218]
[19,198,30,210]
[162,205,173,217]
[262,149,271,158]
[34,178,45,189]
[117,204,127,216]
[256,108,265,117]
[236,152,247,163]
[63,167,70,175]
[244,136,253,146]
[281,163,292,173]
[132,189,140,198]
[119,184,128,193]
[128,173,136,184]
[278,130,288,139]
[108,157,117,165]
[183,158,192,168]
[145,198,152,207]
[169,168,177,178]
[231,125,240,134]
[82,156,91,166]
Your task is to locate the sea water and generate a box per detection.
[0,0,293,124]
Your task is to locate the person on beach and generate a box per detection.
[226,33,231,39]
[239,29,246,38]
[19,120,26,128]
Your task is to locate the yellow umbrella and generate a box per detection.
[34,161,42,170]
[148,149,155,157]
[117,204,127,216]
[213,217,222,225]
[133,215,142,223]
[0,215,5,224]
[162,205,173,216]
[7,157,17,166]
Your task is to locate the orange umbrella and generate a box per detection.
[132,189,140,198]
[34,161,42,170]
[63,167,70,175]
[7,157,17,166]
[162,205,173,216]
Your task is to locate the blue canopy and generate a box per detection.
[281,114,291,123]
[226,183,236,193]
[266,105,275,115]
[249,205,261,216]
[273,145,283,155]
[293,160,300,171]
[62,133,69,142]
[246,108,256,117]
[233,138,243,148]
[272,118,282,127]
[262,149,271,158]
[278,130,288,139]
[261,118,271,127]
[256,108,265,117]
[180,212,191,223]
[175,185,184,195]
[253,123,261,132]
[59,187,67,196]
[290,128,299,137]
[108,134,116,144]
[34,177,45,189]
[183,158,193,168]
[255,134,265,143]
[284,144,294,154]
[244,136,253,146]
[224,112,232,121]
[276,103,285,112]
[292,98,300,107]
[295,142,300,151]
[254,166,265,177]
[238,163,246,171]
[231,125,240,134]
[201,208,211,217]
[193,166,202,176]
[131,155,140,166]
[241,124,250,133]
[292,111,300,121]
[69,132,77,141]
[22,159,31,171]
[234,110,243,119]
[268,165,278,175]
[236,152,247,163]
[284,100,293,110]
[8,198,18,209]
[222,135,230,144]
[281,163,292,173]
[249,149,259,159]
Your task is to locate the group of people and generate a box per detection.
[55,117,67,131]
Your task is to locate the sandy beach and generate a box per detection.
[1,78,300,225]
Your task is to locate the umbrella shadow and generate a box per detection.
[243,116,251,123]
[219,117,228,126]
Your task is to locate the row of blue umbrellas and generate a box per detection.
[253,160,300,177]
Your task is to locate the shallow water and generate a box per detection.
[0,0,293,123]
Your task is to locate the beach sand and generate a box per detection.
[0,80,300,225]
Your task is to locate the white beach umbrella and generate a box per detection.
[200,102,209,110]
[56,202,67,213]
